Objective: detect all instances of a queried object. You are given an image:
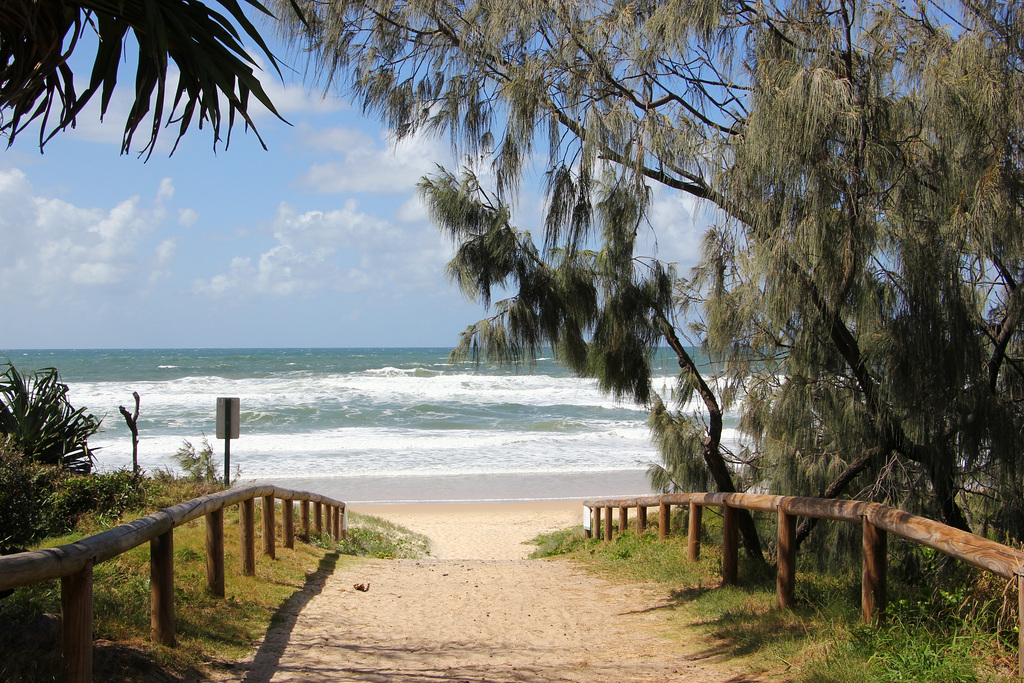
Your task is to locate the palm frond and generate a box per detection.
[0,0,305,156]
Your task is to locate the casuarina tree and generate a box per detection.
[272,0,1024,549]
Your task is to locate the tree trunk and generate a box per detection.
[795,447,881,548]
[659,316,765,562]
[929,456,971,532]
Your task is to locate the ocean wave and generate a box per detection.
[44,348,732,484]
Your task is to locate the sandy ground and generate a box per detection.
[221,502,758,682]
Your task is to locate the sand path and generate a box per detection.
[225,503,755,682]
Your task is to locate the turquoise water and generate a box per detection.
[1,349,682,498]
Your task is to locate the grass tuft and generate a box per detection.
[337,512,431,559]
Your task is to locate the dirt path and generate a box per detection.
[221,504,758,682]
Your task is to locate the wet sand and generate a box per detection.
[252,470,653,505]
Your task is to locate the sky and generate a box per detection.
[0,16,709,350]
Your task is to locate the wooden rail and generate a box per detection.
[583,491,1024,675]
[0,484,346,683]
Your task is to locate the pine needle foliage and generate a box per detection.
[171,437,230,485]
[272,0,1024,547]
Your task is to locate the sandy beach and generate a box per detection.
[224,502,755,682]
[352,501,585,560]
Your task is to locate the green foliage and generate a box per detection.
[0,362,100,473]
[44,469,150,534]
[529,526,588,558]
[805,589,1007,682]
[0,439,61,554]
[0,437,151,553]
[647,399,713,493]
[171,437,222,485]
[336,513,430,559]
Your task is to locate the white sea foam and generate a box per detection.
[48,348,742,483]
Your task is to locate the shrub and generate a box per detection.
[0,439,153,552]
[0,362,100,473]
[172,437,222,484]
[44,469,150,533]
[0,439,60,554]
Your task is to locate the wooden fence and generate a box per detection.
[0,484,347,683]
[583,491,1024,675]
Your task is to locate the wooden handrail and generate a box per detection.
[0,484,346,682]
[585,492,1024,578]
[583,491,1024,676]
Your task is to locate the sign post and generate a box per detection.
[216,397,240,487]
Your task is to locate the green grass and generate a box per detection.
[0,487,427,681]
[337,512,431,558]
[531,520,1017,681]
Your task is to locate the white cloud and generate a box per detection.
[396,195,428,224]
[193,199,452,299]
[157,178,175,202]
[641,189,712,269]
[295,125,452,194]
[178,208,199,226]
[156,239,178,266]
[248,54,348,118]
[0,167,178,300]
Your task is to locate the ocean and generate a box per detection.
[0,348,706,503]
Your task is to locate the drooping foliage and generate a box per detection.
[0,363,100,473]
[708,0,1024,541]
[0,0,304,156]
[273,0,1024,547]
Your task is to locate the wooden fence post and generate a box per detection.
[637,506,647,534]
[300,500,310,542]
[262,495,276,559]
[240,497,256,576]
[1018,574,1023,678]
[341,506,347,540]
[618,506,628,536]
[283,499,295,549]
[150,529,175,646]
[314,502,323,536]
[603,506,613,541]
[862,517,887,623]
[722,504,738,585]
[205,508,225,598]
[687,502,702,561]
[777,506,796,609]
[61,559,93,683]
[593,506,601,540]
[659,502,670,540]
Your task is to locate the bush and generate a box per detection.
[172,437,222,484]
[0,439,60,554]
[0,439,151,552]
[44,469,150,534]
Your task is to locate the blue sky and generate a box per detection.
[0,21,708,350]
